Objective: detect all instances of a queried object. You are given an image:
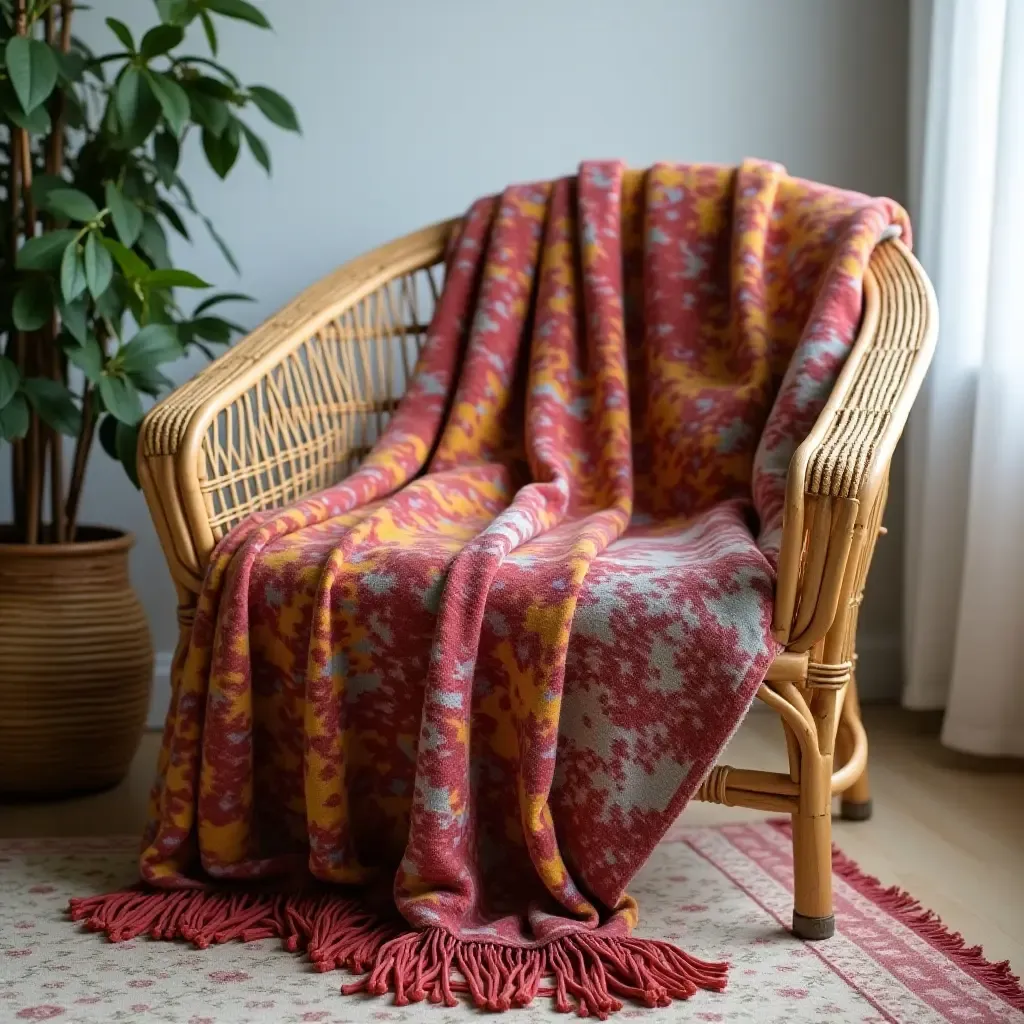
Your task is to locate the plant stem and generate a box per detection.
[11,0,45,545]
[48,0,75,540]
[45,0,65,542]
[8,129,26,538]
[65,310,102,542]
[64,383,95,542]
[60,0,71,43]
[17,134,36,232]
[17,121,44,545]
[48,352,65,542]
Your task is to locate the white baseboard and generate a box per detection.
[147,630,903,729]
[149,651,173,728]
[852,630,902,702]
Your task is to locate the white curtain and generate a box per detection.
[904,0,1024,756]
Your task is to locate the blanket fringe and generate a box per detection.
[68,888,727,1018]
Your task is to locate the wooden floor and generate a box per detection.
[2,706,1022,971]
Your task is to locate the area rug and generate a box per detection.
[2,822,1020,1023]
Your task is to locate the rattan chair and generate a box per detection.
[139,219,937,942]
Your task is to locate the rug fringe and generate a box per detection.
[68,888,727,1017]
[767,819,1024,1011]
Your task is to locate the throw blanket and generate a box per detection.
[72,161,907,1017]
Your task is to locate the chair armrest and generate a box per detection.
[773,237,938,650]
[139,218,456,592]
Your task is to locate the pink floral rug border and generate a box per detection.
[679,820,1024,1022]
[771,821,1024,1013]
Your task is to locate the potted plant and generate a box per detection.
[0,0,298,796]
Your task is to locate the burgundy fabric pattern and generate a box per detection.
[71,161,908,1017]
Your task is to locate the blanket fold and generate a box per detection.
[71,160,908,1017]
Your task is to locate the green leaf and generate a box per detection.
[153,130,179,187]
[62,88,86,131]
[70,36,98,60]
[188,315,234,343]
[43,187,99,223]
[187,87,229,135]
[101,93,119,135]
[22,377,81,436]
[104,181,143,246]
[140,24,184,60]
[0,393,29,441]
[78,43,108,84]
[193,291,253,315]
[116,419,140,487]
[0,356,20,409]
[66,336,105,382]
[96,283,125,329]
[105,17,135,52]
[173,55,239,86]
[201,119,240,178]
[239,121,270,173]
[30,175,67,208]
[247,84,299,132]
[156,198,190,240]
[146,71,189,136]
[203,215,239,274]
[127,364,174,397]
[199,10,218,54]
[119,162,151,206]
[115,65,145,127]
[113,70,160,148]
[172,173,197,211]
[59,297,90,344]
[205,0,270,29]
[99,236,150,280]
[60,242,88,303]
[188,73,234,100]
[120,323,183,371]
[123,286,146,324]
[6,99,51,134]
[98,411,119,459]
[138,215,170,269]
[5,36,60,113]
[156,0,192,25]
[13,277,53,331]
[55,49,86,84]
[17,229,79,271]
[84,232,114,299]
[98,373,143,425]
[143,268,210,289]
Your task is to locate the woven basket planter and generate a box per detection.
[0,527,153,797]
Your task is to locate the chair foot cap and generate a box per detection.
[793,912,835,941]
[841,798,873,822]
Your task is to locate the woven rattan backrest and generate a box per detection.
[199,261,444,541]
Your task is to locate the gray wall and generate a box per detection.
[2,0,910,712]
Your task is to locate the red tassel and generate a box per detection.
[70,886,727,1017]
[340,925,727,1018]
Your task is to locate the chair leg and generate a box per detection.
[791,804,835,939]
[841,773,872,821]
[789,686,836,941]
[838,671,872,821]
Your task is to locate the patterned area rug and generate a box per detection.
[1,821,1020,1023]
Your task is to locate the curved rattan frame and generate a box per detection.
[139,222,937,941]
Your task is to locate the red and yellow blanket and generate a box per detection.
[72,161,907,1017]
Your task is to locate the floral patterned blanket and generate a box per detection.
[72,161,907,1017]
